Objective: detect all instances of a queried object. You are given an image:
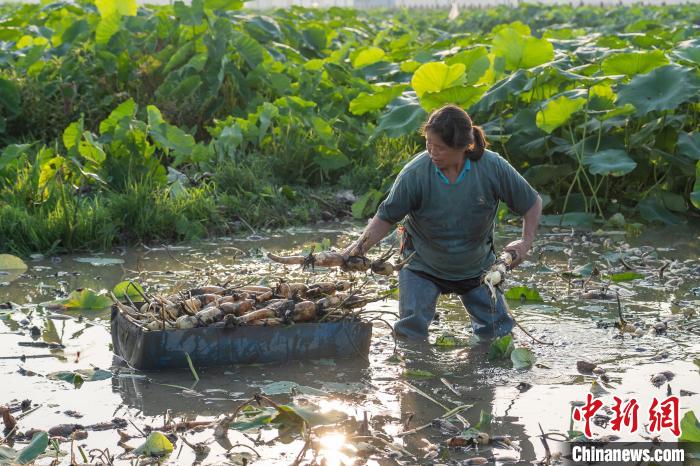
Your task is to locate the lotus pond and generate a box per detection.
[0,222,698,465]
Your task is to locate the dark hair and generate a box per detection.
[421,104,487,161]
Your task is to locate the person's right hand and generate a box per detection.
[342,242,360,260]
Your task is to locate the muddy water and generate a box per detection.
[1,221,699,465]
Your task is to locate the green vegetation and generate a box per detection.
[0,1,698,255]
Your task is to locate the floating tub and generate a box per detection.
[110,305,373,370]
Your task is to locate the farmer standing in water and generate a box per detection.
[344,104,542,340]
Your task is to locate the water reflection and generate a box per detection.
[112,357,370,417]
[318,432,350,465]
[396,339,534,463]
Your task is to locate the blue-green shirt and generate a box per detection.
[376,149,538,280]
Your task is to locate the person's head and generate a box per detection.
[421,105,487,165]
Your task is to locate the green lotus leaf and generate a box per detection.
[536,95,586,134]
[352,47,385,68]
[60,118,84,151]
[133,432,173,457]
[607,272,644,282]
[61,289,113,310]
[411,62,466,98]
[99,98,136,135]
[244,16,282,42]
[204,0,244,9]
[96,0,137,16]
[524,164,575,186]
[400,60,421,73]
[471,69,529,113]
[616,64,700,116]
[511,347,536,370]
[445,46,490,84]
[600,50,668,77]
[583,149,637,176]
[420,85,486,112]
[655,190,688,212]
[505,286,543,302]
[374,102,426,138]
[112,281,145,301]
[0,144,32,172]
[232,32,266,68]
[680,411,700,442]
[492,27,554,70]
[147,105,196,155]
[313,147,350,171]
[638,197,684,225]
[349,85,405,115]
[543,27,585,40]
[488,335,513,360]
[673,39,700,65]
[492,21,531,36]
[173,0,203,26]
[311,117,333,142]
[302,26,327,52]
[95,12,121,46]
[16,432,49,465]
[678,132,700,161]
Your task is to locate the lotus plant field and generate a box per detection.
[0,1,699,254]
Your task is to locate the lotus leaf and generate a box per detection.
[492,27,554,70]
[583,149,637,176]
[536,95,586,134]
[601,50,668,77]
[617,65,700,116]
[411,62,466,98]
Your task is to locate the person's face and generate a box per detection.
[425,130,467,169]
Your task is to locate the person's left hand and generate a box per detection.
[504,239,532,269]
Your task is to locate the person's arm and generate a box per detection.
[504,194,542,268]
[343,215,395,257]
